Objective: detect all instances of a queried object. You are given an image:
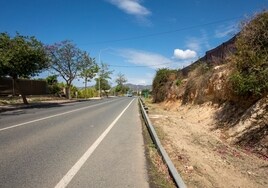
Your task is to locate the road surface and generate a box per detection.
[0,97,149,188]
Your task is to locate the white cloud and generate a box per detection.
[116,49,174,69]
[111,48,196,78]
[107,0,151,17]
[173,49,197,60]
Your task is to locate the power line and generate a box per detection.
[88,16,242,45]
[107,61,184,68]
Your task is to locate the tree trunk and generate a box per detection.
[66,85,71,99]
[85,78,87,99]
[13,77,29,105]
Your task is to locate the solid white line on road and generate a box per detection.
[0,99,119,132]
[54,98,135,188]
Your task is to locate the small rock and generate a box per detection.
[185,165,194,171]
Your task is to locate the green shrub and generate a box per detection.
[47,84,61,94]
[230,69,268,96]
[175,79,182,86]
[152,68,177,103]
[79,88,97,98]
[229,11,268,97]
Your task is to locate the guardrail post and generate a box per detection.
[144,106,149,113]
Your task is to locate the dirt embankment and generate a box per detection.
[164,63,268,157]
[147,100,268,188]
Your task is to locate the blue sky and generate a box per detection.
[1,0,267,86]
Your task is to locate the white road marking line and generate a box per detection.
[54,98,135,188]
[12,110,23,113]
[0,99,118,132]
[61,102,80,105]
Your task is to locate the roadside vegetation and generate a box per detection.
[152,68,177,103]
[115,72,129,96]
[46,41,99,99]
[0,33,116,103]
[0,33,48,104]
[94,62,113,97]
[152,11,268,105]
[150,11,268,186]
[229,11,268,99]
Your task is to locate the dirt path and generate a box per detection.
[147,101,268,188]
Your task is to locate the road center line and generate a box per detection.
[54,98,135,188]
[0,99,119,132]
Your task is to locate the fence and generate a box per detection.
[181,35,237,76]
[0,77,48,96]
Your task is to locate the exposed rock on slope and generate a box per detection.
[164,62,268,157]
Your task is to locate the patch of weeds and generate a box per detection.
[0,97,22,105]
[175,79,182,86]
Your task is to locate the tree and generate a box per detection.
[95,63,113,97]
[95,78,111,97]
[79,52,98,97]
[115,72,128,95]
[141,89,150,98]
[46,75,61,95]
[0,32,48,104]
[46,75,58,85]
[46,41,83,99]
[152,68,177,103]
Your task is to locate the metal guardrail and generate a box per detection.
[139,98,187,188]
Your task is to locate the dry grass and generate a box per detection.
[145,99,268,188]
[0,95,66,105]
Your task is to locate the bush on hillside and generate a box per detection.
[152,68,177,103]
[230,11,268,98]
[182,62,213,104]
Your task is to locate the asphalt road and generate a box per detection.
[0,97,149,188]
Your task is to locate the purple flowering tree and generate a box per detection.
[46,41,83,99]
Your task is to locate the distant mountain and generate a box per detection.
[124,83,152,91]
